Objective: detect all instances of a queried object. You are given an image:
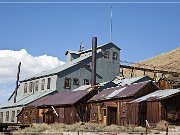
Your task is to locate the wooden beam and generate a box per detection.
[120,65,180,75]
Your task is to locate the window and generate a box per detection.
[73,78,79,85]
[24,83,27,93]
[6,111,9,122]
[104,51,110,59]
[83,79,89,85]
[0,112,3,123]
[64,78,71,89]
[29,82,33,93]
[11,111,15,122]
[35,80,39,91]
[17,110,20,115]
[112,52,118,60]
[41,79,45,90]
[47,78,51,89]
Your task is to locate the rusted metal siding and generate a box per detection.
[158,79,172,89]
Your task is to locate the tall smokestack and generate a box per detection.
[91,37,97,87]
[14,62,21,103]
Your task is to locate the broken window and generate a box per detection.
[29,82,33,93]
[0,112,3,123]
[64,78,71,89]
[11,111,15,122]
[73,78,79,85]
[47,78,51,89]
[35,80,39,91]
[24,83,27,94]
[112,52,118,60]
[104,51,110,59]
[41,79,45,90]
[6,111,9,122]
[83,79,89,85]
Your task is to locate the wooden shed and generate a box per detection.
[17,88,97,124]
[128,89,180,126]
[88,81,159,126]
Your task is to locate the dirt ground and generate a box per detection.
[61,131,180,135]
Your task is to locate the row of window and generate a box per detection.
[64,78,90,89]
[104,51,118,60]
[0,110,20,123]
[24,78,51,94]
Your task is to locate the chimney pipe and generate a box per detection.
[14,62,21,103]
[91,37,97,87]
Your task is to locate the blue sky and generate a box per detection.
[0,1,179,62]
[0,1,180,103]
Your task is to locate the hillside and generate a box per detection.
[135,47,180,72]
[122,47,180,79]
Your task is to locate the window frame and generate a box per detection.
[104,51,110,59]
[6,111,9,122]
[29,82,33,93]
[112,52,118,60]
[73,78,79,86]
[64,78,71,89]
[11,111,15,122]
[47,78,51,89]
[35,80,39,91]
[24,83,27,94]
[41,79,45,90]
[83,79,89,85]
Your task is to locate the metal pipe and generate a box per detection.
[91,37,97,87]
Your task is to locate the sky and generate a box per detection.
[0,0,180,103]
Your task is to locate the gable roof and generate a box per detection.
[0,89,57,108]
[21,42,119,82]
[131,88,180,103]
[28,88,92,107]
[89,81,153,102]
[65,42,120,55]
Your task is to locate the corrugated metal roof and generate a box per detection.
[0,89,57,108]
[89,81,151,102]
[21,42,120,82]
[113,76,152,86]
[131,88,180,103]
[21,52,92,82]
[28,89,90,106]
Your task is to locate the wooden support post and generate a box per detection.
[145,120,150,135]
[131,68,134,77]
[144,70,146,76]
[14,62,21,103]
[165,123,168,135]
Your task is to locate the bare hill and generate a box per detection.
[135,47,180,72]
[122,47,180,79]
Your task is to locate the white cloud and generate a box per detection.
[0,49,65,103]
[0,49,65,83]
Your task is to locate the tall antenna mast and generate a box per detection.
[110,6,112,42]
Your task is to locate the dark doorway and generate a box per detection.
[107,107,117,125]
[43,111,54,124]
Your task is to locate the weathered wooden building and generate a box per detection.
[0,42,120,123]
[17,88,96,124]
[17,81,117,125]
[88,81,159,126]
[128,89,180,126]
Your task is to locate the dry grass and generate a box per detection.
[12,122,146,134]
[122,47,180,78]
